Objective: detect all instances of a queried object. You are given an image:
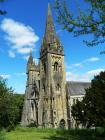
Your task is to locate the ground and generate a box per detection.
[0,127,105,140]
[6,128,56,140]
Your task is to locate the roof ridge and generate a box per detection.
[67,81,91,84]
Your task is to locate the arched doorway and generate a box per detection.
[59,119,66,129]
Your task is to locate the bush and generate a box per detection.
[27,120,37,128]
[6,124,15,132]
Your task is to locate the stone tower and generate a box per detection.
[21,52,40,126]
[22,3,68,128]
[38,3,68,128]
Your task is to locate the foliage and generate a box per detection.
[27,120,37,128]
[12,94,24,126]
[0,77,24,131]
[5,127,105,140]
[72,71,105,128]
[0,0,6,15]
[55,0,105,51]
[72,100,86,127]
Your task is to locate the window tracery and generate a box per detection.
[54,62,59,71]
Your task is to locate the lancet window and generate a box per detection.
[54,62,59,71]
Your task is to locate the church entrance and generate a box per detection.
[59,119,66,129]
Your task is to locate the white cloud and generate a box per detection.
[0,74,11,79]
[66,68,104,82]
[67,63,82,69]
[8,50,15,58]
[87,69,104,75]
[14,73,26,76]
[1,18,39,57]
[66,72,90,82]
[67,57,100,69]
[0,73,26,79]
[17,48,33,54]
[23,55,29,61]
[86,57,100,62]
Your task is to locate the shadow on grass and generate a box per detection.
[44,128,105,140]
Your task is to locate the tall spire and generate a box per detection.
[40,3,64,55]
[28,50,33,65]
[44,3,56,43]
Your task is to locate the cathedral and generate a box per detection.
[21,3,90,129]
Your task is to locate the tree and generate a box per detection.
[72,100,86,128]
[13,94,24,125]
[71,71,105,128]
[0,77,24,131]
[0,0,6,15]
[55,0,105,51]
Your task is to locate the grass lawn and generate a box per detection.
[1,127,105,140]
[5,128,56,140]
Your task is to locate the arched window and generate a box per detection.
[54,62,59,71]
[56,84,60,91]
[31,102,34,118]
[31,103,34,112]
[43,84,45,92]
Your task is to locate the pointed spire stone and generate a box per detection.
[28,50,33,65]
[44,3,56,43]
[40,3,64,55]
[48,3,52,16]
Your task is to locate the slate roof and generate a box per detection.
[66,81,91,96]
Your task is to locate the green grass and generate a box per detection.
[0,131,6,140]
[5,127,56,140]
[1,127,105,140]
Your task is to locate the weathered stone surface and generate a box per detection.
[21,3,90,129]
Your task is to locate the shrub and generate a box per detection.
[27,120,37,128]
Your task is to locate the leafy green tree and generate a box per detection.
[72,71,105,128]
[0,77,24,130]
[55,0,105,51]
[0,77,12,128]
[13,94,24,125]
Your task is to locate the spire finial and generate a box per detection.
[48,2,52,16]
[29,49,32,56]
[28,49,33,64]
